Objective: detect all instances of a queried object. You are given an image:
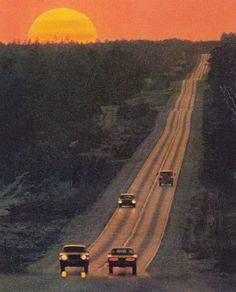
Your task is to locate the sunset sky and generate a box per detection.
[0,0,235,43]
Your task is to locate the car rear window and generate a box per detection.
[111,248,134,255]
[160,171,173,176]
[63,246,86,253]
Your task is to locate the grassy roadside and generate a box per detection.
[181,81,220,262]
[181,83,235,274]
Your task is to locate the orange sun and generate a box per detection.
[28,8,97,44]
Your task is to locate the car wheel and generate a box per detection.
[132,265,137,275]
[60,264,65,273]
[84,264,89,274]
[109,266,113,274]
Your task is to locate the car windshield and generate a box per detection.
[111,248,134,255]
[121,195,133,199]
[160,171,173,176]
[63,246,86,253]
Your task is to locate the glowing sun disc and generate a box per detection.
[28,8,97,44]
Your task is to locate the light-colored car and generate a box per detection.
[59,244,89,274]
[118,193,136,208]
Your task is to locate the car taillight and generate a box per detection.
[159,176,163,179]
[109,257,119,261]
[126,257,136,262]
[170,176,174,179]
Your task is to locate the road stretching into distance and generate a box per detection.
[1,54,223,292]
[88,54,209,277]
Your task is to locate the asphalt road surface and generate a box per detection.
[88,54,209,277]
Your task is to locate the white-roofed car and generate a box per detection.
[118,193,136,208]
[59,244,89,274]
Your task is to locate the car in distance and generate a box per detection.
[118,193,136,208]
[107,247,137,275]
[59,244,89,274]
[158,170,175,186]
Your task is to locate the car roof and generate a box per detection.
[120,193,134,197]
[63,244,86,248]
[111,247,134,250]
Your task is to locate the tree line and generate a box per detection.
[0,39,204,183]
[204,32,236,272]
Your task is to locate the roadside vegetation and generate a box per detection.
[0,39,215,271]
[183,33,236,273]
[204,33,236,272]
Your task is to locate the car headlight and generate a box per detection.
[132,199,136,204]
[118,199,122,204]
[59,253,68,261]
[81,254,88,260]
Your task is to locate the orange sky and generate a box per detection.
[0,0,235,43]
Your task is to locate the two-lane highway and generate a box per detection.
[89,54,209,276]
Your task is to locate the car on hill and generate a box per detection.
[118,193,136,208]
[59,244,89,274]
[107,247,137,275]
[158,170,175,186]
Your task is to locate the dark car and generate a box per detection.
[158,170,175,186]
[118,193,136,208]
[107,247,137,275]
[59,244,89,274]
